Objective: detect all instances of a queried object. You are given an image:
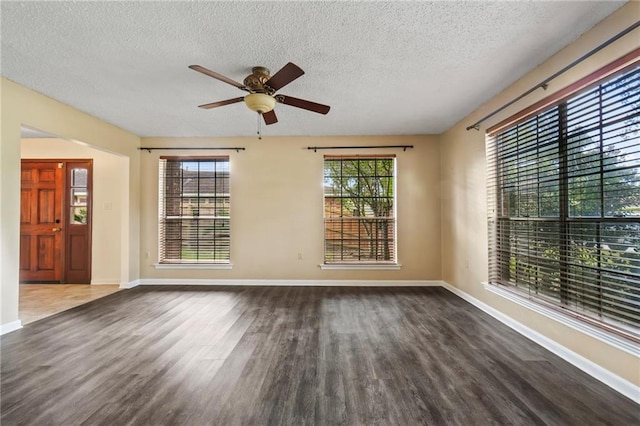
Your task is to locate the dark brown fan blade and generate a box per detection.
[198,97,244,109]
[277,95,330,115]
[189,65,246,90]
[263,110,278,125]
[265,62,304,92]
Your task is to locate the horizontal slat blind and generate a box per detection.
[488,64,640,339]
[158,157,230,263]
[324,156,396,263]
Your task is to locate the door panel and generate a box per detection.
[38,189,56,222]
[19,235,31,270]
[20,161,64,282]
[37,235,56,270]
[20,190,31,223]
[65,161,92,283]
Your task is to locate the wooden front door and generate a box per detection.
[20,160,93,283]
[20,161,64,282]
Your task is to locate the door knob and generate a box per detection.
[52,227,62,232]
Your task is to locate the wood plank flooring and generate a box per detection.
[19,284,120,324]
[1,286,638,425]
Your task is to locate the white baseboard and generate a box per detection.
[0,320,22,335]
[120,279,141,289]
[91,279,120,285]
[441,281,640,405]
[482,283,638,357]
[137,278,443,287]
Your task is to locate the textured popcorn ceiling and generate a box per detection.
[1,1,625,137]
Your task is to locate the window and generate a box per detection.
[323,156,396,263]
[70,167,88,224]
[487,63,640,339]
[158,157,230,263]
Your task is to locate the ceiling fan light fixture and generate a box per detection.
[190,63,330,127]
[244,93,276,113]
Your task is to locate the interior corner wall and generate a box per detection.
[439,2,640,387]
[139,135,441,282]
[21,138,125,284]
[0,78,140,328]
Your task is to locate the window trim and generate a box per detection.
[322,155,398,265]
[153,263,233,270]
[158,156,231,265]
[319,263,402,270]
[484,282,639,356]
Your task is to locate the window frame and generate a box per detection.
[157,156,231,265]
[322,155,398,265]
[487,52,640,343]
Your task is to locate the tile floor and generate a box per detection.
[19,284,120,324]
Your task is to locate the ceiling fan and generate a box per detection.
[188,62,330,126]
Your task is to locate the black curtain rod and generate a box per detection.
[466,20,640,131]
[307,145,414,152]
[139,147,245,153]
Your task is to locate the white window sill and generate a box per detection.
[319,263,401,270]
[483,282,639,356]
[154,263,233,270]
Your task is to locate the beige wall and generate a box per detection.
[21,138,126,284]
[440,2,640,386]
[140,136,440,281]
[0,1,636,392]
[0,78,140,327]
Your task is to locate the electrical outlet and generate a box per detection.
[145,252,150,259]
[297,252,304,260]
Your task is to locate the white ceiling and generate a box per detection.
[1,1,626,138]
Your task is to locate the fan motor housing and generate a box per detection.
[243,67,273,93]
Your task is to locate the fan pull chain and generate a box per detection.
[257,112,262,140]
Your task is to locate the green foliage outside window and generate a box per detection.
[324,158,395,262]
[491,65,640,333]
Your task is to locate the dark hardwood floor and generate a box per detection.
[1,286,637,425]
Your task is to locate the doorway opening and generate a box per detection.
[19,126,128,324]
[20,159,93,283]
